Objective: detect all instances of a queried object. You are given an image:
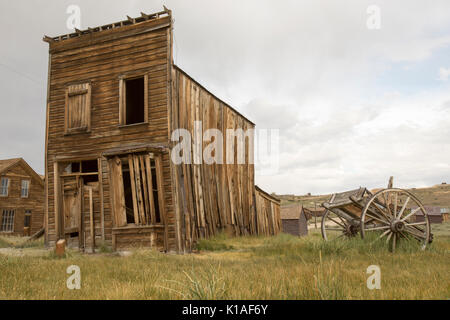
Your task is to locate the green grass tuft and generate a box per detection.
[98,242,114,253]
[195,233,235,252]
[0,237,13,248]
[13,238,45,249]
[158,263,228,299]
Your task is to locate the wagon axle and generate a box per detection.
[391,220,405,233]
[344,224,359,237]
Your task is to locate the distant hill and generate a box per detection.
[277,183,450,208]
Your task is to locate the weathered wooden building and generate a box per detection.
[280,204,309,237]
[0,158,44,236]
[43,9,280,253]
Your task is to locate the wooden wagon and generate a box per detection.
[320,178,432,252]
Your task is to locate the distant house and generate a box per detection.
[281,205,309,237]
[0,158,45,236]
[412,206,443,224]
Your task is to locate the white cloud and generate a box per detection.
[255,88,450,195]
[438,67,450,81]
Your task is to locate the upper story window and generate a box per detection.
[119,74,148,126]
[0,177,9,196]
[65,82,92,134]
[21,180,30,198]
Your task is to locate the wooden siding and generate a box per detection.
[298,210,308,236]
[170,68,268,252]
[170,66,282,252]
[415,214,443,224]
[45,17,175,251]
[0,162,44,236]
[281,210,308,237]
[282,220,300,236]
[255,186,282,236]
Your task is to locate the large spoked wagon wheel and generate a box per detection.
[321,209,359,241]
[360,188,431,252]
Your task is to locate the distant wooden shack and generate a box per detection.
[280,205,308,237]
[412,206,444,224]
[0,158,44,236]
[42,9,280,253]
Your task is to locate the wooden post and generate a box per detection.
[89,187,95,253]
[128,155,140,224]
[55,239,66,257]
[388,176,394,189]
[98,158,105,241]
[53,162,61,240]
[44,52,52,246]
[155,155,168,252]
[144,154,156,224]
[314,203,317,229]
[80,181,85,251]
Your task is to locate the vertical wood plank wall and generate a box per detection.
[254,186,282,236]
[170,68,281,252]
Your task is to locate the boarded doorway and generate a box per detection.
[62,176,82,248]
[108,152,165,228]
[60,160,100,251]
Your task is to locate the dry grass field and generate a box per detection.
[0,223,449,300]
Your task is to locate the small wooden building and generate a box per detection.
[280,205,309,237]
[43,9,280,253]
[0,158,44,236]
[413,206,444,224]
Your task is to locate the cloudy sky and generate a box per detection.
[0,0,449,195]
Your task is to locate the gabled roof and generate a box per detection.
[174,65,256,126]
[281,204,303,220]
[411,206,443,216]
[0,158,22,174]
[255,185,281,203]
[0,158,44,187]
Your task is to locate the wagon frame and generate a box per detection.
[320,178,432,252]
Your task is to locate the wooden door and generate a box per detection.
[62,176,83,247]
[82,183,99,252]
[108,156,127,227]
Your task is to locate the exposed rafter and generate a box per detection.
[43,8,171,43]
